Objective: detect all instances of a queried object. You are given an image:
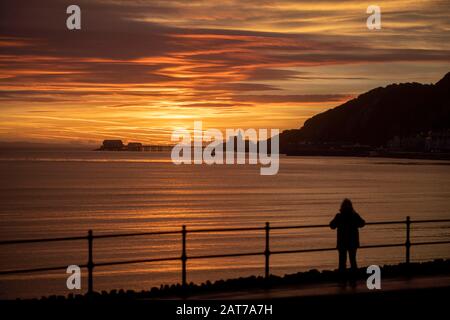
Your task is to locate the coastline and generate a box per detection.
[285,151,450,161]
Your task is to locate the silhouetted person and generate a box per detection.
[330,199,365,285]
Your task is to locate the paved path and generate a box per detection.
[185,274,450,300]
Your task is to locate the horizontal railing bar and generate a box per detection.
[189,252,262,260]
[410,219,450,224]
[412,240,450,246]
[0,264,87,275]
[0,236,87,245]
[360,243,405,249]
[1,219,449,245]
[271,247,336,254]
[187,227,264,234]
[94,257,180,267]
[93,230,181,239]
[366,221,405,225]
[270,224,329,230]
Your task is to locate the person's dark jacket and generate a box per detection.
[330,212,365,249]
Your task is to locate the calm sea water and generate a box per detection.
[0,150,449,299]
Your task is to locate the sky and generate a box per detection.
[0,0,449,145]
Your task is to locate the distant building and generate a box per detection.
[387,130,450,152]
[387,133,426,151]
[101,140,124,151]
[127,142,143,151]
[426,130,450,152]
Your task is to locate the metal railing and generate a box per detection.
[1,216,449,294]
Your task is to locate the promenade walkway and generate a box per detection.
[184,274,450,300]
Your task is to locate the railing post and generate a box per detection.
[87,229,94,294]
[405,216,411,265]
[264,222,270,279]
[181,225,187,287]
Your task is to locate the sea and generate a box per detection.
[0,150,449,299]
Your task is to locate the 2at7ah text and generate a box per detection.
[220,304,272,315]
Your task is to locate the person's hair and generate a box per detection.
[340,198,354,215]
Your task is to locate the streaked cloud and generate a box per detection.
[0,0,449,144]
